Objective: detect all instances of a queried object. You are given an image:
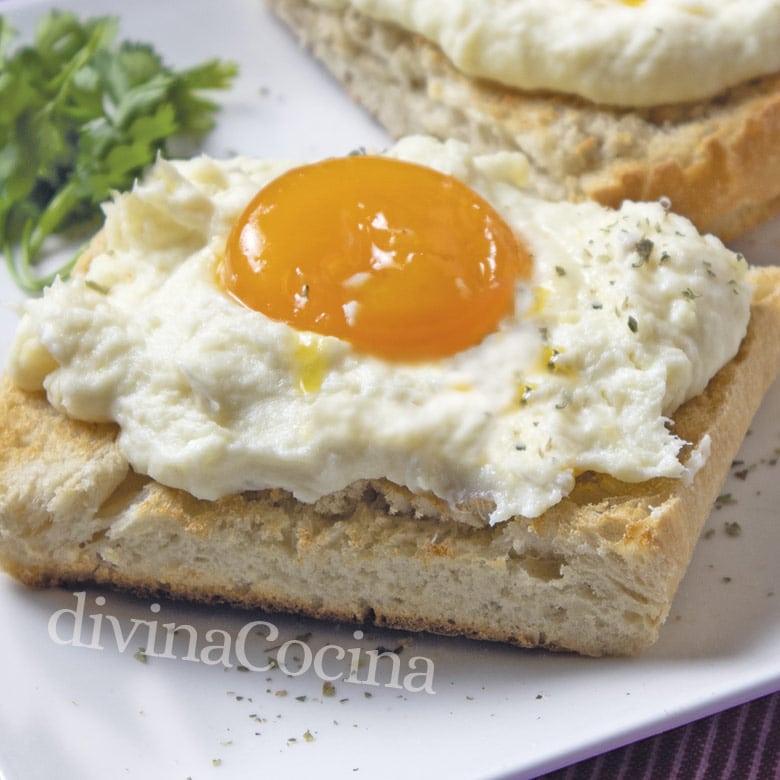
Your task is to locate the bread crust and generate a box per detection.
[2,268,780,656]
[267,0,780,241]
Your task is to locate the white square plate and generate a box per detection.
[1,2,779,778]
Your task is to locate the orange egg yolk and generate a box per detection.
[221,155,530,361]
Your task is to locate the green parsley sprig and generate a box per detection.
[0,10,237,293]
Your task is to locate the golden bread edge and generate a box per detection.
[267,0,780,242]
[1,266,780,656]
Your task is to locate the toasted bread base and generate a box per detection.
[267,0,780,242]
[2,267,780,656]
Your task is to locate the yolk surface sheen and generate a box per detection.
[221,156,529,361]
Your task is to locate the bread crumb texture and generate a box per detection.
[2,267,780,656]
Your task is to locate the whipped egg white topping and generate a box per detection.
[9,136,751,524]
[312,0,780,106]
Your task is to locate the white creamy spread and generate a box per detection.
[312,0,780,106]
[9,136,751,524]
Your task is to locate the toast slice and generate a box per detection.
[267,0,780,242]
[2,267,780,656]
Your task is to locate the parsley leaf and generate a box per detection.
[0,10,237,292]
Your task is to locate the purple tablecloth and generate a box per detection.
[537,690,780,779]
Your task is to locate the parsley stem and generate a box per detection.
[4,222,41,293]
[47,23,109,106]
[5,214,81,294]
[27,180,82,259]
